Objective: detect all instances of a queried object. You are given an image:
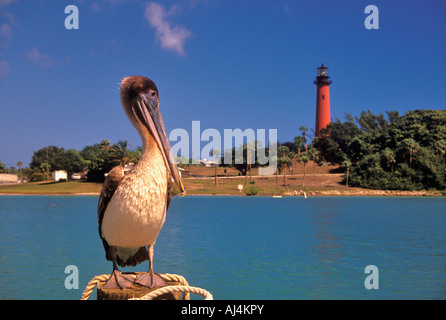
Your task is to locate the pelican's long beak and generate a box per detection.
[135,93,186,196]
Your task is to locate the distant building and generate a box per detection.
[71,173,82,180]
[124,162,135,173]
[199,159,218,167]
[104,163,135,178]
[52,170,67,181]
[0,173,18,184]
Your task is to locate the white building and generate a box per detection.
[71,173,82,180]
[52,170,67,181]
[199,159,218,167]
[0,174,18,184]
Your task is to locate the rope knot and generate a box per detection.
[81,273,212,300]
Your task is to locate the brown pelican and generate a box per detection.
[98,76,185,289]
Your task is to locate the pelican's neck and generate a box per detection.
[135,130,164,173]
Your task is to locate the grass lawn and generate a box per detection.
[0,181,102,195]
[180,173,346,196]
[1,174,441,197]
[178,160,347,195]
[0,161,348,196]
[0,174,345,196]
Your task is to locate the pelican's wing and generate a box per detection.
[97,165,125,257]
[166,171,173,212]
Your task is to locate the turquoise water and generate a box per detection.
[0,195,445,300]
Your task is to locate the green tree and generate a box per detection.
[288,151,296,174]
[107,140,138,167]
[298,155,310,187]
[349,109,446,190]
[381,148,396,172]
[277,145,291,188]
[342,159,352,187]
[210,149,221,186]
[386,110,400,124]
[348,136,374,164]
[294,136,305,157]
[299,126,309,152]
[313,119,362,164]
[30,146,64,177]
[278,156,292,188]
[16,161,23,182]
[221,141,263,176]
[433,139,446,159]
[81,140,114,182]
[402,138,419,168]
[355,110,387,132]
[308,148,320,181]
[51,149,86,180]
[277,146,289,160]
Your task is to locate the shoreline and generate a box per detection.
[0,190,444,197]
[0,192,100,196]
[2,170,445,197]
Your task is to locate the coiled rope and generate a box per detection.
[81,273,213,300]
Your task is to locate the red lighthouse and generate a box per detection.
[314,63,332,137]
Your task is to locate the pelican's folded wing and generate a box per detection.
[97,165,125,260]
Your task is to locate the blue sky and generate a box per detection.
[0,0,445,168]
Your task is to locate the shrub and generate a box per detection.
[31,172,46,182]
[244,185,259,196]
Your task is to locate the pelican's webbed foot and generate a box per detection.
[135,271,168,288]
[102,270,134,290]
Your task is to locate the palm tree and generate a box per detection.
[342,159,352,187]
[16,161,23,182]
[298,155,309,187]
[288,151,296,174]
[277,146,291,189]
[108,140,135,166]
[271,155,279,188]
[308,148,320,181]
[294,136,305,157]
[278,156,292,189]
[382,148,396,172]
[210,149,220,186]
[299,126,309,152]
[402,138,419,167]
[434,140,446,159]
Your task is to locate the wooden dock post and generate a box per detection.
[96,272,183,300]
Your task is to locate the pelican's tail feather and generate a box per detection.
[105,246,149,267]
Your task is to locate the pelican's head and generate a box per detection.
[120,75,185,196]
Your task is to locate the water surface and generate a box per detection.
[0,195,445,299]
